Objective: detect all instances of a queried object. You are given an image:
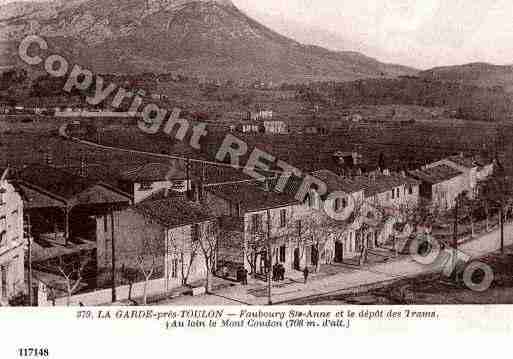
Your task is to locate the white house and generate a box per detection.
[409,164,466,210]
[205,181,304,276]
[263,120,287,134]
[96,192,215,292]
[119,162,191,204]
[425,154,494,198]
[307,170,420,262]
[0,169,26,304]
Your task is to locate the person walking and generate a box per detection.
[272,263,278,281]
[242,268,248,285]
[303,266,309,284]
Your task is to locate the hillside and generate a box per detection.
[295,77,513,122]
[420,63,513,92]
[0,0,417,83]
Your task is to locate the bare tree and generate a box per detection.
[197,221,219,293]
[290,196,365,270]
[479,173,513,252]
[167,233,200,286]
[244,220,266,276]
[136,237,164,305]
[459,195,479,238]
[54,256,90,306]
[292,216,330,272]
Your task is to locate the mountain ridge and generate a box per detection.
[0,0,417,82]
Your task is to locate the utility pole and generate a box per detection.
[266,208,272,305]
[26,214,33,306]
[500,204,505,253]
[452,198,459,273]
[111,208,117,303]
[200,163,206,203]
[186,159,191,201]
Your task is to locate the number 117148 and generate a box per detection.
[18,348,49,357]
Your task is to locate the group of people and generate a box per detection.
[272,263,286,282]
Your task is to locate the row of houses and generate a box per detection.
[230,120,288,135]
[0,151,495,305]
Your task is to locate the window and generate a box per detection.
[279,245,286,263]
[334,198,347,212]
[139,181,153,191]
[1,264,7,298]
[334,198,340,212]
[103,215,108,233]
[251,214,262,233]
[170,258,179,279]
[0,216,5,230]
[396,188,401,198]
[408,186,413,195]
[305,194,313,208]
[356,237,363,252]
[0,231,6,247]
[279,209,287,228]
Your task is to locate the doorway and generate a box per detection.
[334,241,344,263]
[256,251,267,275]
[293,248,300,270]
[311,245,319,266]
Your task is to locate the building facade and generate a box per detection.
[263,120,288,134]
[96,193,214,291]
[0,175,25,304]
[205,181,305,277]
[119,162,191,204]
[425,154,494,198]
[409,164,467,210]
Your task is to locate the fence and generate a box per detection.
[38,278,173,306]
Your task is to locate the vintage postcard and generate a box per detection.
[0,0,512,358]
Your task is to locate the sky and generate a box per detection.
[1,0,513,69]
[234,0,513,69]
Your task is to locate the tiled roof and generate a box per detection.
[134,195,214,229]
[17,165,97,200]
[121,162,186,182]
[206,181,300,212]
[408,164,462,184]
[312,170,366,194]
[203,165,255,185]
[446,154,492,169]
[354,174,420,198]
[15,164,131,204]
